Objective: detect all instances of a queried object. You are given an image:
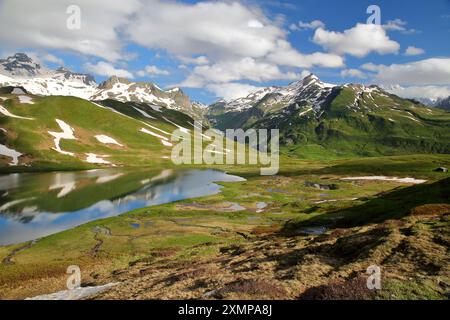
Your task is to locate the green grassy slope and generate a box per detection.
[255,87,450,158]
[0,91,198,172]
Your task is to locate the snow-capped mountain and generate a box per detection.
[0,53,49,77]
[435,96,450,111]
[213,74,336,114]
[0,53,100,100]
[207,73,345,127]
[207,73,450,156]
[0,53,202,119]
[207,73,436,132]
[53,67,96,86]
[381,84,450,108]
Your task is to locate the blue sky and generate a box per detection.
[0,0,449,103]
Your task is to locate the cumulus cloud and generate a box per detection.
[313,23,400,57]
[368,58,450,85]
[267,40,344,68]
[0,0,140,61]
[386,85,450,101]
[26,52,65,66]
[340,69,367,79]
[125,0,343,96]
[290,20,325,31]
[360,62,382,72]
[137,65,170,77]
[404,46,425,56]
[84,61,133,78]
[180,57,301,88]
[383,19,419,34]
[126,1,284,60]
[363,58,450,100]
[0,0,352,99]
[177,55,210,65]
[207,82,261,101]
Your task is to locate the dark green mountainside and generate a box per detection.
[207,75,450,158]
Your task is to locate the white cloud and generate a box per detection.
[368,58,450,85]
[84,61,133,78]
[404,46,425,56]
[127,1,284,60]
[125,0,344,97]
[340,69,367,79]
[181,57,300,88]
[137,65,170,77]
[177,55,210,65]
[383,19,419,34]
[313,23,400,57]
[290,20,325,31]
[248,19,264,28]
[26,52,64,66]
[0,0,140,61]
[386,84,450,101]
[364,58,450,100]
[360,62,382,72]
[42,54,65,65]
[267,40,344,68]
[206,82,261,101]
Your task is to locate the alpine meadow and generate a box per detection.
[0,0,449,306]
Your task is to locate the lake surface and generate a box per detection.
[0,168,245,245]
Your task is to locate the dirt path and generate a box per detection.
[2,240,38,265]
[90,226,111,257]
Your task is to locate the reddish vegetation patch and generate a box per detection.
[219,279,287,298]
[318,228,353,241]
[251,225,281,235]
[150,247,180,258]
[298,277,375,300]
[410,204,450,216]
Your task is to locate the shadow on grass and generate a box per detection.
[282,178,450,233]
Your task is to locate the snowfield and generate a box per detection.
[85,153,111,164]
[132,106,156,119]
[48,119,77,156]
[0,104,34,120]
[95,135,123,147]
[0,143,23,166]
[140,128,173,146]
[340,176,427,184]
[163,116,190,133]
[17,95,34,104]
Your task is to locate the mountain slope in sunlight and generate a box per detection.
[0,87,201,171]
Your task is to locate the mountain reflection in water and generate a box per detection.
[0,168,245,245]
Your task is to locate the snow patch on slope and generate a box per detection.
[341,176,427,184]
[132,106,156,119]
[0,104,34,120]
[140,128,173,146]
[85,153,111,164]
[95,135,123,147]
[0,143,22,166]
[17,95,34,104]
[48,119,77,156]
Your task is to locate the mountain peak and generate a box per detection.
[0,52,45,77]
[10,53,33,63]
[303,73,319,81]
[98,76,131,89]
[54,67,96,86]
